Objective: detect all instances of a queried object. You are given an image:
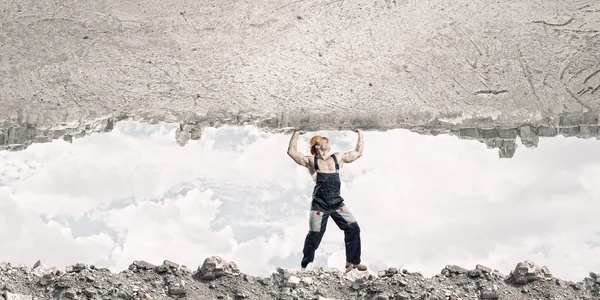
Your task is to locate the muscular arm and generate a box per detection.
[342,129,363,163]
[287,130,310,167]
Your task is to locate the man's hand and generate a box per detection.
[351,128,361,133]
[296,130,306,135]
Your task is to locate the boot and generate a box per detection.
[345,262,367,271]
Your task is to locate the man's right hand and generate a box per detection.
[295,130,306,135]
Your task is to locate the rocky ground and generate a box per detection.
[1,257,599,300]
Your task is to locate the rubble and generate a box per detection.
[0,258,598,299]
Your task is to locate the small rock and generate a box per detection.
[63,290,77,299]
[236,290,249,298]
[481,291,499,299]
[396,293,410,300]
[132,261,156,271]
[301,277,313,285]
[476,264,492,273]
[367,281,385,293]
[258,277,271,286]
[164,260,180,269]
[168,286,186,296]
[286,276,300,288]
[32,260,41,269]
[444,265,468,274]
[39,274,54,286]
[118,290,134,299]
[73,263,86,272]
[83,288,97,297]
[5,292,33,300]
[155,265,169,273]
[467,269,482,278]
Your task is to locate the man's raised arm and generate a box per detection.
[287,130,310,167]
[342,129,364,163]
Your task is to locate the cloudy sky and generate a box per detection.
[1,121,599,282]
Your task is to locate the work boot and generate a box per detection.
[345,262,367,271]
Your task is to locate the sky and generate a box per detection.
[0,121,599,282]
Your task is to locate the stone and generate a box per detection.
[367,281,385,293]
[83,288,97,297]
[131,261,155,271]
[444,265,468,275]
[163,260,179,269]
[168,286,186,296]
[481,290,499,299]
[5,292,33,300]
[63,290,77,299]
[39,274,54,286]
[396,293,410,300]
[155,265,169,274]
[476,264,492,273]
[286,276,300,288]
[378,267,398,278]
[197,256,239,280]
[508,261,552,284]
[467,269,482,278]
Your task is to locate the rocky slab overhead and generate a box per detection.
[1,0,600,156]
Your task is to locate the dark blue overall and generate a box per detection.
[301,154,361,268]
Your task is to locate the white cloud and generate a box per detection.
[0,122,599,282]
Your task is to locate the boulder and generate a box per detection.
[507,261,552,284]
[197,256,239,280]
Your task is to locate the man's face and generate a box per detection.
[315,138,330,152]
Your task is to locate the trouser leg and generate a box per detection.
[301,209,329,268]
[331,205,361,265]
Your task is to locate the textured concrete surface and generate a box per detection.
[1,0,600,155]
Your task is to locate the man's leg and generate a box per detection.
[330,204,363,269]
[301,209,329,268]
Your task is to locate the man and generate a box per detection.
[287,128,367,271]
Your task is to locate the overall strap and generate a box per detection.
[314,156,319,171]
[330,154,339,171]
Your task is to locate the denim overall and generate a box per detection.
[301,154,361,268]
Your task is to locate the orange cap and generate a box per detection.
[309,135,329,155]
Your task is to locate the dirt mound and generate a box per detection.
[1,257,599,299]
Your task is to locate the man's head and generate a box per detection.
[310,135,330,156]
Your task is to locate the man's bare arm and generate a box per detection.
[287,130,310,167]
[342,129,363,163]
